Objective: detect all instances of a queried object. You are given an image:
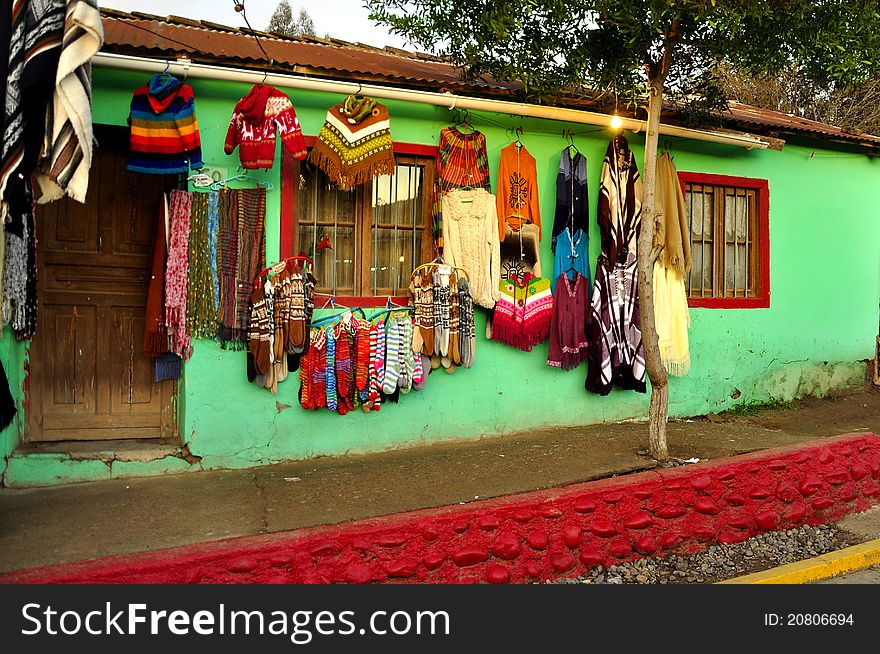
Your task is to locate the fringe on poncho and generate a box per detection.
[491,273,553,352]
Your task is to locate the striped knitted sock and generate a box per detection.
[434,271,450,357]
[325,327,338,412]
[383,316,401,394]
[398,316,413,393]
[299,332,314,409]
[310,330,327,409]
[412,350,425,387]
[369,322,382,411]
[335,325,353,415]
[356,321,371,401]
[375,318,386,392]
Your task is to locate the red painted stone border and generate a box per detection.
[3,433,880,584]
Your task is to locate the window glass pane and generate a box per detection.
[298,164,358,294]
[371,163,424,294]
[685,186,713,296]
[691,244,703,295]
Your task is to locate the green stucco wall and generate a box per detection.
[2,66,878,486]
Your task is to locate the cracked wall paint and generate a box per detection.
[1,67,879,487]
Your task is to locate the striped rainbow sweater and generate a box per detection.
[127,74,203,174]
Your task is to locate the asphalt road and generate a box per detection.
[817,566,880,584]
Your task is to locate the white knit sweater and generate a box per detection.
[441,188,501,309]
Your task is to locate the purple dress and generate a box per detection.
[547,272,590,370]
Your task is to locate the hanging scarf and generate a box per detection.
[2,180,38,341]
[144,193,168,357]
[654,152,692,276]
[217,188,238,343]
[217,187,266,346]
[309,94,395,191]
[187,192,217,339]
[653,152,692,376]
[207,190,220,313]
[165,189,192,359]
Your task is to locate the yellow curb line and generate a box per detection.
[718,537,880,584]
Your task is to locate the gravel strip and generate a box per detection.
[554,524,862,584]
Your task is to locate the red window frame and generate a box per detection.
[678,171,770,309]
[280,139,439,307]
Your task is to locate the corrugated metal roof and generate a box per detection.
[724,102,880,147]
[98,9,880,149]
[100,8,520,94]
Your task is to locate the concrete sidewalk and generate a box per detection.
[1,388,878,574]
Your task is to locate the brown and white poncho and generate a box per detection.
[309,94,396,191]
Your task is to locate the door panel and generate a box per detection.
[28,130,178,442]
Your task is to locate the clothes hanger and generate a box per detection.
[410,258,469,281]
[564,129,581,157]
[662,139,674,161]
[211,173,273,191]
[257,59,273,88]
[453,108,474,134]
[513,126,525,151]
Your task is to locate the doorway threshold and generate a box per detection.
[16,439,184,464]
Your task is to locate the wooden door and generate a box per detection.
[27,131,178,441]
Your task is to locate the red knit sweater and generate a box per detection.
[224,84,308,169]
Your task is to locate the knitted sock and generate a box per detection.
[397,316,413,393]
[335,324,353,415]
[248,285,272,376]
[299,337,314,409]
[325,327,338,412]
[273,271,290,361]
[458,278,476,368]
[356,321,371,402]
[432,271,443,356]
[311,329,327,409]
[413,354,431,391]
[434,271,450,357]
[449,274,461,365]
[288,270,306,351]
[375,318,386,392]
[264,279,277,369]
[263,355,278,395]
[410,270,434,355]
[412,347,425,387]
[383,316,401,394]
[369,322,382,411]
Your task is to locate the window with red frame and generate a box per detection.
[678,172,770,308]
[285,151,435,298]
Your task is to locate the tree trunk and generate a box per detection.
[637,74,670,461]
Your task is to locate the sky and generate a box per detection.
[103,0,411,49]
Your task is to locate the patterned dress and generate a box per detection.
[547,272,590,371]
